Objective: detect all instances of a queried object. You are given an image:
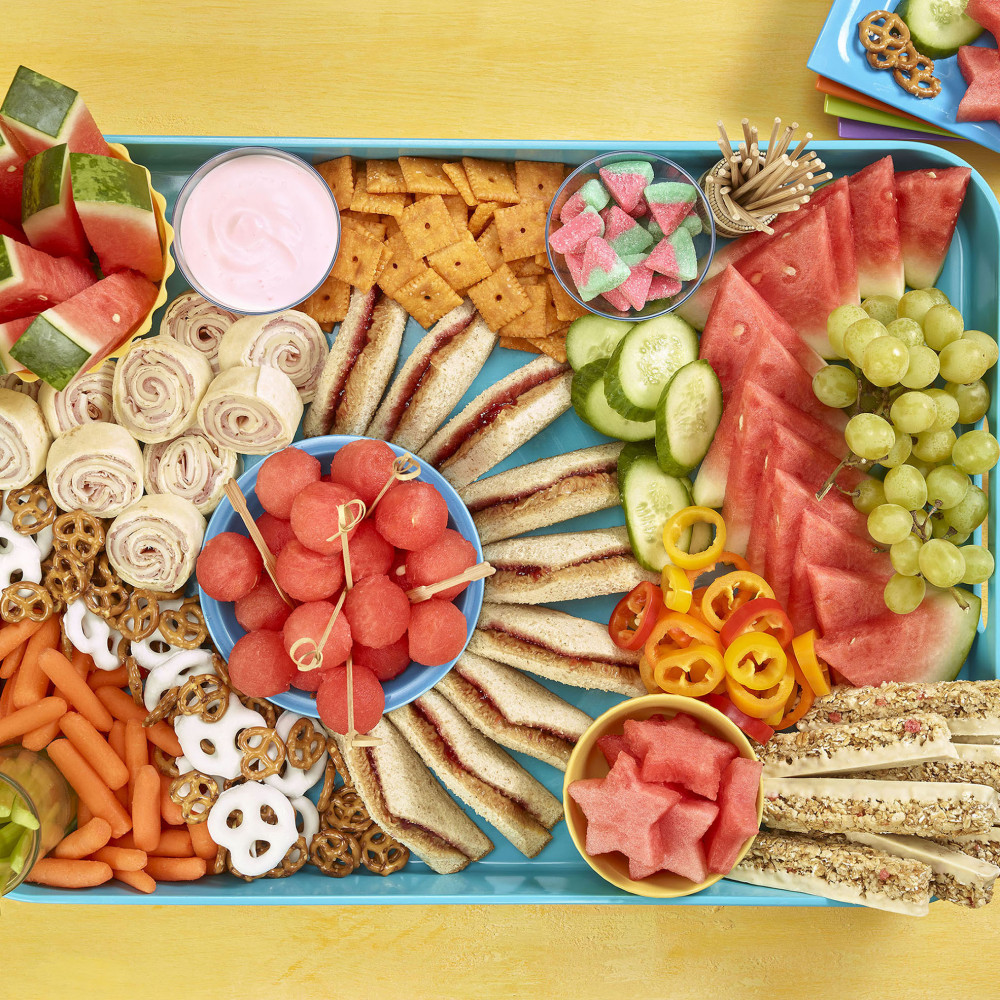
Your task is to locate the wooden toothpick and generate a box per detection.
[404,561,496,604]
[224,479,294,607]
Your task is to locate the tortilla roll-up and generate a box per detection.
[435,651,592,770]
[332,717,493,874]
[159,290,239,374]
[143,428,239,515]
[469,602,645,697]
[46,422,144,517]
[305,289,407,437]
[846,832,1000,908]
[729,830,932,916]
[367,301,495,452]
[761,775,1000,837]
[798,680,1000,738]
[390,690,563,858]
[458,443,623,545]
[106,494,206,593]
[419,356,573,490]
[197,365,303,455]
[218,309,327,403]
[37,359,116,436]
[845,744,1000,794]
[758,714,957,778]
[112,335,213,444]
[0,388,51,490]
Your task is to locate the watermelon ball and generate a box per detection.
[256,447,322,519]
[282,600,353,671]
[330,438,398,506]
[235,576,292,632]
[407,599,468,666]
[196,532,262,602]
[275,538,345,602]
[316,664,386,735]
[343,574,411,649]
[375,480,448,551]
[291,665,334,692]
[354,636,410,681]
[348,520,395,581]
[228,629,297,698]
[255,512,295,557]
[390,548,413,590]
[290,481,361,555]
[405,528,476,600]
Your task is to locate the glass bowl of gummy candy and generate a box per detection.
[546,152,716,322]
[197,436,485,731]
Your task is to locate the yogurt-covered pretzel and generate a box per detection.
[63,599,119,671]
[0,521,42,591]
[174,694,267,779]
[207,782,298,879]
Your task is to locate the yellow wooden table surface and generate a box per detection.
[3,2,1000,997]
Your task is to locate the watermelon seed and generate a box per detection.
[783,266,796,277]
[113,313,121,323]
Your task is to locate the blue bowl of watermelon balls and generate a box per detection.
[563,695,763,898]
[546,152,716,322]
[197,435,484,731]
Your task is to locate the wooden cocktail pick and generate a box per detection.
[405,561,495,603]
[366,453,422,519]
[289,588,347,672]
[224,478,294,607]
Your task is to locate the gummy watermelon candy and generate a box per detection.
[598,161,654,215]
[644,181,698,235]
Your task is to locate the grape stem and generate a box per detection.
[949,587,970,612]
[815,454,872,502]
[912,510,932,542]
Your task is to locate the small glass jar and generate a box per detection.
[0,745,76,894]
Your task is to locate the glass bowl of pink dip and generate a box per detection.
[171,147,340,314]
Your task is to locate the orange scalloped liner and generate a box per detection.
[17,141,175,382]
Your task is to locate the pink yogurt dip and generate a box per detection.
[177,152,339,313]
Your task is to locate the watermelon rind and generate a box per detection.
[1,67,76,142]
[69,153,153,212]
[9,313,90,390]
[21,144,90,259]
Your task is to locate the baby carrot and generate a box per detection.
[132,764,161,854]
[71,648,94,676]
[0,670,16,718]
[58,712,129,790]
[88,665,128,690]
[0,696,68,746]
[113,868,156,894]
[47,739,132,839]
[149,828,193,858]
[52,817,113,860]
[95,687,182,756]
[27,858,112,888]
[124,720,148,803]
[21,720,61,751]
[37,648,113,732]
[159,774,185,827]
[0,639,25,680]
[11,616,59,709]
[0,619,44,661]
[107,721,128,807]
[186,822,216,861]
[90,846,147,872]
[77,800,94,826]
[143,856,206,881]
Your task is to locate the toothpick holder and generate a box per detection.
[699,158,777,239]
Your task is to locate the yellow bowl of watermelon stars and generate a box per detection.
[0,66,173,388]
[563,695,764,898]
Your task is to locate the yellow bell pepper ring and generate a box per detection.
[639,654,659,694]
[701,571,775,631]
[725,669,796,719]
[651,644,725,699]
[791,630,832,698]
[723,632,788,691]
[661,506,727,570]
[660,564,693,614]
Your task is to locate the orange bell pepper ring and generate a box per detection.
[685,550,751,586]
[651,644,725,699]
[660,564,693,614]
[662,507,727,570]
[791,630,832,698]
[643,611,722,666]
[723,632,788,691]
[701,571,775,631]
[639,654,659,694]
[726,669,795,719]
[776,664,816,730]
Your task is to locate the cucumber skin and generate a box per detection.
[654,360,722,476]
[565,315,633,371]
[896,0,983,57]
[571,361,655,442]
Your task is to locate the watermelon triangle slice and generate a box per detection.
[895,168,971,290]
[787,512,892,633]
[811,569,980,686]
[698,266,824,401]
[808,565,898,635]
[848,157,905,299]
[0,315,36,377]
[0,128,25,229]
[705,757,762,875]
[21,144,91,260]
[0,234,95,323]
[0,218,25,244]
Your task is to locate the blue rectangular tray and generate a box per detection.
[808,0,1000,152]
[9,138,999,905]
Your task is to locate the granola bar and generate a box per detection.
[932,827,1000,869]
[835,745,1000,794]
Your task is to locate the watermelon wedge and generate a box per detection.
[0,127,25,228]
[0,315,36,377]
[678,209,841,357]
[895,167,971,290]
[21,144,91,259]
[848,157,905,299]
[698,266,824,401]
[705,757,762,875]
[787,513,892,633]
[0,67,112,158]
[810,567,980,686]
[0,218,26,244]
[0,234,95,323]
[808,565,898,635]
[10,269,157,390]
[69,153,163,283]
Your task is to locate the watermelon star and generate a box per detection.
[568,752,681,869]
[966,0,1000,43]
[956,44,1000,123]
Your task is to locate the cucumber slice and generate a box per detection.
[605,314,699,421]
[565,314,633,371]
[571,360,655,441]
[619,442,691,571]
[654,360,723,475]
[897,0,982,57]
